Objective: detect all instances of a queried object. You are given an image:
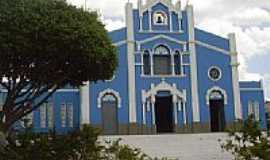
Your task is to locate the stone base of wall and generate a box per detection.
[92,121,244,135]
[119,124,129,135]
[192,122,211,133]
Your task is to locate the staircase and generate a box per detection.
[101,133,233,160]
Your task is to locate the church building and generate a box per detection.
[7,0,267,134]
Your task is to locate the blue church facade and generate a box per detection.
[4,0,267,134]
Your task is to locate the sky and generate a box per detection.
[67,0,270,100]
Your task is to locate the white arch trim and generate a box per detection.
[206,86,228,106]
[97,89,122,108]
[143,80,186,103]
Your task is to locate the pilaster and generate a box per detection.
[126,2,137,123]
[80,82,90,125]
[229,33,242,120]
[186,5,200,122]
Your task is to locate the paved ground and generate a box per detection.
[101,133,233,160]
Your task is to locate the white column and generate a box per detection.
[80,82,90,125]
[182,101,187,125]
[142,90,146,124]
[229,33,242,120]
[178,14,182,31]
[171,52,175,75]
[142,102,146,124]
[180,53,184,75]
[139,16,143,32]
[148,9,152,31]
[126,2,137,123]
[173,102,178,125]
[169,10,173,32]
[173,98,178,125]
[147,100,151,111]
[187,5,200,122]
[151,97,156,125]
[150,51,154,75]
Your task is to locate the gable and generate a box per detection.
[109,27,127,43]
[195,28,230,52]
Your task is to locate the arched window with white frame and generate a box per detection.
[153,45,171,75]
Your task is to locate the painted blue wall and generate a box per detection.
[90,44,129,125]
[240,81,267,129]
[33,91,80,134]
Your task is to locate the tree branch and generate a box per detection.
[9,85,59,128]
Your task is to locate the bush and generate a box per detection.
[220,116,270,160]
[0,125,153,160]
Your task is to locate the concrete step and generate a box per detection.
[101,133,233,160]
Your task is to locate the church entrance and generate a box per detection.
[155,94,174,133]
[209,91,225,132]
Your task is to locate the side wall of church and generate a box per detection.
[195,29,237,131]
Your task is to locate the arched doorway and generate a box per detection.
[155,91,174,133]
[101,94,118,135]
[209,90,226,132]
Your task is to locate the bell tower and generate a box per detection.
[137,0,183,32]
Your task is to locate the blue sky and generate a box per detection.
[68,0,270,100]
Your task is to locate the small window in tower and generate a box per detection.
[153,11,168,25]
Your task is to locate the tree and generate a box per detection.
[0,125,151,160]
[220,115,270,160]
[0,0,117,133]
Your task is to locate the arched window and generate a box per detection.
[174,51,181,75]
[143,50,151,75]
[153,45,171,75]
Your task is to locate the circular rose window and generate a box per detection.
[208,67,222,81]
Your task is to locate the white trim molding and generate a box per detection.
[137,35,186,50]
[187,5,200,122]
[240,88,264,91]
[97,88,121,108]
[126,2,137,123]
[229,33,242,120]
[141,80,187,126]
[206,86,228,106]
[194,41,230,55]
[113,40,127,46]
[143,80,187,102]
[80,82,90,125]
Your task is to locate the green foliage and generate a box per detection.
[0,0,117,132]
[0,125,161,160]
[220,115,270,160]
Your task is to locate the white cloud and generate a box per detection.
[103,19,125,31]
[68,0,270,99]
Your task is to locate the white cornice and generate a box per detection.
[113,40,127,46]
[194,41,230,55]
[113,39,230,56]
[137,34,186,45]
[240,88,264,91]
